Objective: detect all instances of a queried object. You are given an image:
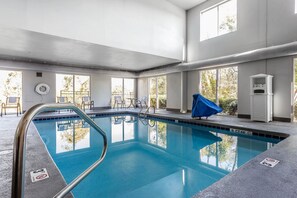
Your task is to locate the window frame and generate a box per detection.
[148,75,167,109]
[199,66,238,115]
[111,77,136,103]
[200,0,237,41]
[56,73,91,104]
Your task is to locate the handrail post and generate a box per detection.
[11,103,108,198]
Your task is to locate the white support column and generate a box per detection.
[181,71,188,113]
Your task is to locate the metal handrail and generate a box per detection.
[139,118,156,127]
[138,105,155,117]
[11,103,108,198]
[145,106,156,114]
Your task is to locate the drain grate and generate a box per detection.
[30,168,49,182]
[260,158,280,168]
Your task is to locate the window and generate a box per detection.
[56,74,90,104]
[149,76,167,109]
[200,0,237,41]
[111,78,135,106]
[0,70,22,113]
[200,66,238,115]
[200,69,217,103]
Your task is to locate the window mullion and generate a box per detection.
[73,123,75,151]
[122,78,125,100]
[156,78,159,109]
[217,6,220,36]
[216,69,219,105]
[73,75,75,104]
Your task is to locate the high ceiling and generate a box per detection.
[166,0,207,10]
[0,27,181,71]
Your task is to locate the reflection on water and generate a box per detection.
[35,115,281,198]
[200,132,276,171]
[56,120,90,153]
[200,132,238,171]
[111,116,135,143]
[148,121,167,149]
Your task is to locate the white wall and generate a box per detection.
[0,0,185,60]
[267,57,294,119]
[236,57,294,119]
[187,70,199,110]
[22,70,56,111]
[91,74,112,108]
[187,0,267,61]
[187,0,297,61]
[0,60,135,110]
[137,78,148,100]
[186,0,297,120]
[166,72,181,110]
[237,61,266,115]
[267,0,297,46]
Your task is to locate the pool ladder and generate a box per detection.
[11,103,108,198]
[138,106,156,117]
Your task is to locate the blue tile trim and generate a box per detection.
[33,111,286,140]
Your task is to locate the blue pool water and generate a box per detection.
[34,115,280,198]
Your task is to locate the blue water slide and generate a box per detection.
[192,94,222,118]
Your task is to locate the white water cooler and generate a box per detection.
[250,74,273,122]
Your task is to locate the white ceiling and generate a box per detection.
[167,0,207,10]
[0,27,181,71]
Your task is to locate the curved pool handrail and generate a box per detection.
[11,103,108,198]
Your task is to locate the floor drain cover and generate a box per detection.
[30,168,49,182]
[260,158,280,168]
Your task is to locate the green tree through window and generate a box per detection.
[149,76,167,109]
[200,67,238,115]
[0,71,22,113]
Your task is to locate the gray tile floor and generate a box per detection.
[2,108,297,198]
[0,115,71,198]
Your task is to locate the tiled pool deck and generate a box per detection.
[1,108,297,198]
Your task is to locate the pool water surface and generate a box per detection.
[34,115,280,198]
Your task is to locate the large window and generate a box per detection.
[56,74,90,104]
[111,78,135,105]
[149,76,167,109]
[200,0,237,41]
[200,66,238,115]
[0,70,22,113]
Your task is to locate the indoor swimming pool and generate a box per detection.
[34,115,281,198]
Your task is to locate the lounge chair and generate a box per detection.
[113,96,125,109]
[57,96,69,104]
[136,96,148,108]
[1,97,21,116]
[81,96,94,111]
